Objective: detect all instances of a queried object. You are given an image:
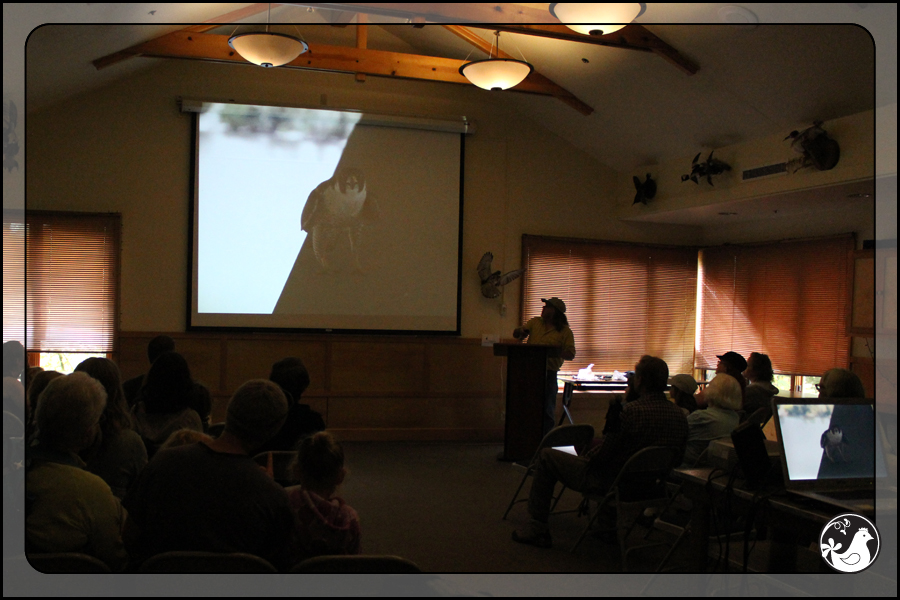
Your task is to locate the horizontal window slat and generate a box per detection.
[4,211,122,354]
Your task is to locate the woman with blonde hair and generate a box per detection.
[682,373,742,466]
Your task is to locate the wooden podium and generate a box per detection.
[493,343,559,462]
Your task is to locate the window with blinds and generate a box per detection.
[14,211,121,354]
[696,235,853,376]
[521,235,698,376]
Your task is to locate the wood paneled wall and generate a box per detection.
[117,332,510,441]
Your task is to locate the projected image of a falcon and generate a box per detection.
[301,167,379,271]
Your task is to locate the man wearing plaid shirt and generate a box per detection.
[512,355,688,548]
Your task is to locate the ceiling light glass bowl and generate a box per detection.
[549,3,646,36]
[459,58,534,91]
[228,32,309,68]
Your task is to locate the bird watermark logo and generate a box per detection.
[819,513,880,573]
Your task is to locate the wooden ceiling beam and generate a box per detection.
[466,24,699,75]
[443,25,593,116]
[290,6,699,75]
[107,30,580,101]
[92,3,276,69]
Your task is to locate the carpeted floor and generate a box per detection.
[338,441,675,575]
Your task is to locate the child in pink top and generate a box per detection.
[286,432,360,558]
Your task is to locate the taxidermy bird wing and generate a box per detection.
[633,173,656,205]
[497,268,527,287]
[682,153,702,184]
[703,151,731,185]
[477,252,495,283]
[633,176,645,205]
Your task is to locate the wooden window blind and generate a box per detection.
[696,235,853,376]
[521,235,698,375]
[23,211,121,353]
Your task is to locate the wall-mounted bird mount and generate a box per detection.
[477,251,526,299]
[682,151,731,185]
[632,173,656,205]
[784,121,840,173]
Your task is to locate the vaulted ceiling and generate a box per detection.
[18,3,891,178]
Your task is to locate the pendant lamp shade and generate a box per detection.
[228,32,309,68]
[549,3,646,36]
[459,58,533,91]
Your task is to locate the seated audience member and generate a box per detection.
[598,371,636,439]
[122,335,176,408]
[817,368,866,399]
[681,374,742,467]
[816,368,874,479]
[3,340,25,382]
[132,351,203,459]
[74,358,148,499]
[24,366,44,395]
[697,351,747,408]
[25,372,128,571]
[286,431,361,559]
[25,370,63,443]
[742,352,779,421]
[512,355,688,548]
[159,428,212,451]
[123,379,295,571]
[183,380,213,433]
[669,374,699,416]
[257,357,325,453]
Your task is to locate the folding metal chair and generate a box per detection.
[571,445,682,571]
[502,424,595,520]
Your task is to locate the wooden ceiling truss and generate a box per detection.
[92,3,698,117]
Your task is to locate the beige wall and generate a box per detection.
[26,58,697,337]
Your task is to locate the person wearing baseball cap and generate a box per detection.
[669,373,699,416]
[697,351,747,408]
[513,297,576,436]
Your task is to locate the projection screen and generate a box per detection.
[186,100,467,334]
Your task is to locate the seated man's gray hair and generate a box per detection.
[225,379,289,447]
[35,372,107,452]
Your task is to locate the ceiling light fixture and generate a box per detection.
[549,3,646,36]
[459,31,533,91]
[228,4,308,68]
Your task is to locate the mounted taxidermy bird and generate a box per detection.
[477,252,526,299]
[301,167,379,271]
[682,151,731,185]
[785,121,840,171]
[633,173,656,205]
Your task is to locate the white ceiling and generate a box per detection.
[8,3,894,226]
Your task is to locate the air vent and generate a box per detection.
[742,162,787,181]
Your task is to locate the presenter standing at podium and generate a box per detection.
[513,297,576,436]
